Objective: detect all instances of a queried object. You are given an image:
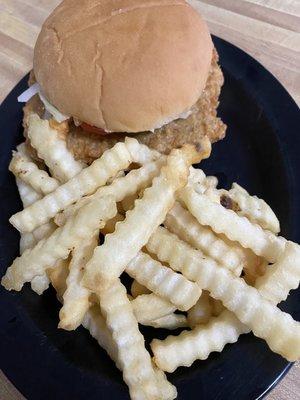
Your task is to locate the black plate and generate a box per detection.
[0,37,300,400]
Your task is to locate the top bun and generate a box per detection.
[34,0,213,132]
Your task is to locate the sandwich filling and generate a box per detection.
[23,49,226,165]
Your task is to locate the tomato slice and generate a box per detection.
[80,122,110,135]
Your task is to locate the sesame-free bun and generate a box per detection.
[34,0,213,132]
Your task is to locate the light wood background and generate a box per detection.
[0,1,299,399]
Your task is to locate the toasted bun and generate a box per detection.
[34,0,213,132]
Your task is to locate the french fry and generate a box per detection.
[2,196,116,291]
[229,183,280,233]
[256,242,300,304]
[125,137,161,164]
[131,294,176,323]
[55,158,164,227]
[180,187,286,262]
[126,251,201,311]
[58,235,98,330]
[131,280,151,298]
[9,143,59,194]
[16,178,41,207]
[187,291,212,327]
[165,202,247,275]
[146,314,188,330]
[27,113,85,182]
[30,274,50,295]
[49,261,176,399]
[97,279,161,400]
[151,310,248,372]
[188,167,218,193]
[10,142,131,232]
[147,227,300,361]
[82,304,119,364]
[83,142,210,290]
[83,305,177,399]
[151,241,300,371]
[16,178,54,293]
[20,233,36,254]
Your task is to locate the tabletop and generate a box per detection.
[0,1,299,399]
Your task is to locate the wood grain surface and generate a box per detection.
[0,1,299,399]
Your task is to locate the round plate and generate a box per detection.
[0,37,299,400]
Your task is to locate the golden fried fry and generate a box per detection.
[165,202,245,275]
[180,187,286,262]
[229,183,280,233]
[126,251,201,311]
[10,144,59,194]
[2,196,116,291]
[256,242,300,304]
[131,294,176,323]
[151,310,248,372]
[147,227,300,361]
[146,314,188,330]
[59,235,98,330]
[97,279,161,399]
[10,142,131,232]
[54,158,164,226]
[27,113,85,182]
[83,144,209,289]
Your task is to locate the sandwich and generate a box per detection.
[21,0,226,164]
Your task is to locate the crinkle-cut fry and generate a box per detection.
[126,251,201,311]
[59,235,98,330]
[83,143,209,289]
[27,113,85,182]
[131,294,176,323]
[146,314,188,330]
[165,202,245,275]
[82,305,119,364]
[147,228,300,361]
[20,221,57,293]
[151,310,249,372]
[9,144,59,194]
[187,291,212,327]
[229,183,280,233]
[188,167,218,194]
[97,279,161,400]
[16,178,54,293]
[54,158,164,226]
[30,274,50,295]
[151,363,177,400]
[125,137,161,164]
[180,187,286,263]
[49,263,176,399]
[10,142,131,233]
[16,179,41,207]
[256,242,300,304]
[131,280,151,298]
[82,306,177,399]
[151,242,300,371]
[2,196,117,291]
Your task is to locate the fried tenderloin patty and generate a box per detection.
[23,49,226,164]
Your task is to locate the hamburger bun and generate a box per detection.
[34,0,213,133]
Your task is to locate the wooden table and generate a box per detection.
[0,1,299,399]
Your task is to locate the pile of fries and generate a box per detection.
[2,113,300,399]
